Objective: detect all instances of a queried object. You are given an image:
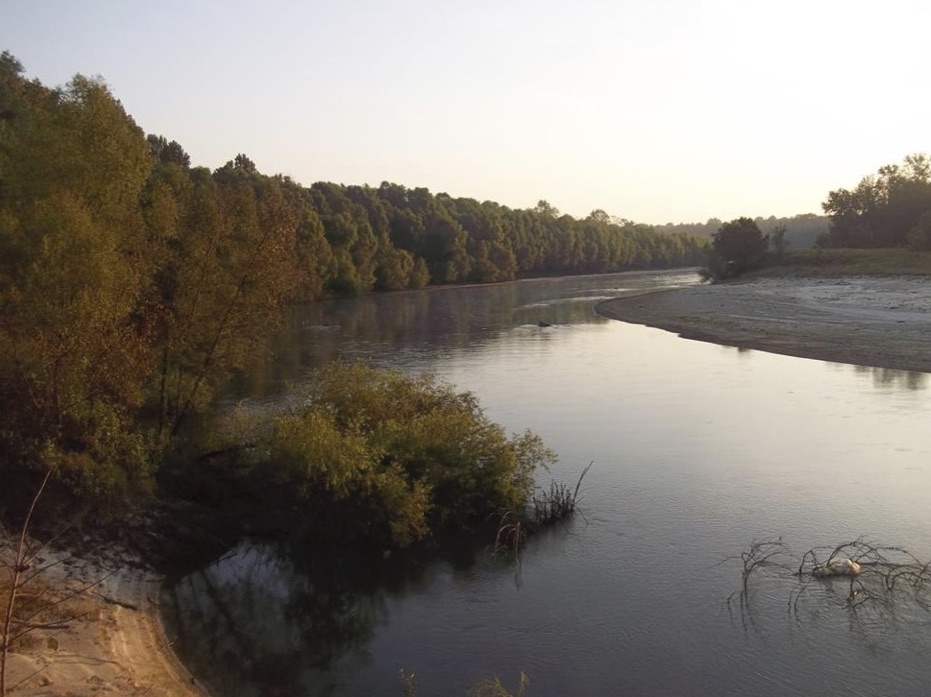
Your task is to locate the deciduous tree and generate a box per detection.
[705,217,767,280]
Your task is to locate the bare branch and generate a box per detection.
[727,537,931,629]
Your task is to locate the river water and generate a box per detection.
[165,270,931,697]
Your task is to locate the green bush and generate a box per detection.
[704,217,767,280]
[254,363,555,548]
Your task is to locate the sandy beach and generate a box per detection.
[597,276,931,374]
[3,545,206,697]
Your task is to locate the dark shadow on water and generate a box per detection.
[225,270,699,401]
[162,538,507,697]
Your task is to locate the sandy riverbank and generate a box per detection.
[597,276,931,374]
[3,545,206,697]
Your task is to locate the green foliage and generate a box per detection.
[0,60,154,515]
[266,409,432,548]
[0,51,701,521]
[823,154,931,248]
[658,214,827,251]
[146,162,303,441]
[704,217,768,280]
[250,363,555,548]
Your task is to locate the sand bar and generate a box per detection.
[597,276,931,374]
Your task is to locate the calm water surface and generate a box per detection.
[166,270,931,696]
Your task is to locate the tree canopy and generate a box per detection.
[822,154,931,248]
[703,217,768,280]
[0,51,707,517]
[657,214,827,250]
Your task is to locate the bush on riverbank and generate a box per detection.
[700,217,768,281]
[189,363,557,549]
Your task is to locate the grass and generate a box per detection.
[531,478,584,528]
[494,462,592,556]
[748,248,931,279]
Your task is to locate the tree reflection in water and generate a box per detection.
[229,271,694,401]
[164,540,453,697]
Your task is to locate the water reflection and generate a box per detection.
[228,271,700,401]
[184,270,931,697]
[164,541,503,697]
[851,365,928,391]
[230,270,930,404]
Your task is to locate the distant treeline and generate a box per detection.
[0,52,710,514]
[146,158,710,297]
[657,214,828,250]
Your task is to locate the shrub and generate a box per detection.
[254,363,556,548]
[704,217,767,280]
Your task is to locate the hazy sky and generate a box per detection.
[4,0,929,224]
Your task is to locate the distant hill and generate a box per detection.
[656,214,828,250]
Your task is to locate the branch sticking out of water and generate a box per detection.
[729,537,793,591]
[726,536,931,622]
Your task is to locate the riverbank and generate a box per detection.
[597,276,931,374]
[3,545,207,697]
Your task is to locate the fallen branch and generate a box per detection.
[726,537,931,626]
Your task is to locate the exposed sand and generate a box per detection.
[3,545,206,697]
[597,276,931,374]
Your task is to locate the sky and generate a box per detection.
[4,0,930,225]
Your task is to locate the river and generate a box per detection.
[164,269,931,697]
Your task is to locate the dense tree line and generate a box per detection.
[304,187,707,292]
[0,53,704,520]
[822,154,931,249]
[657,213,828,251]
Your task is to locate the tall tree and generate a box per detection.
[823,154,931,247]
[146,162,303,442]
[0,64,154,506]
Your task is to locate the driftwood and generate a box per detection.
[725,536,931,623]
